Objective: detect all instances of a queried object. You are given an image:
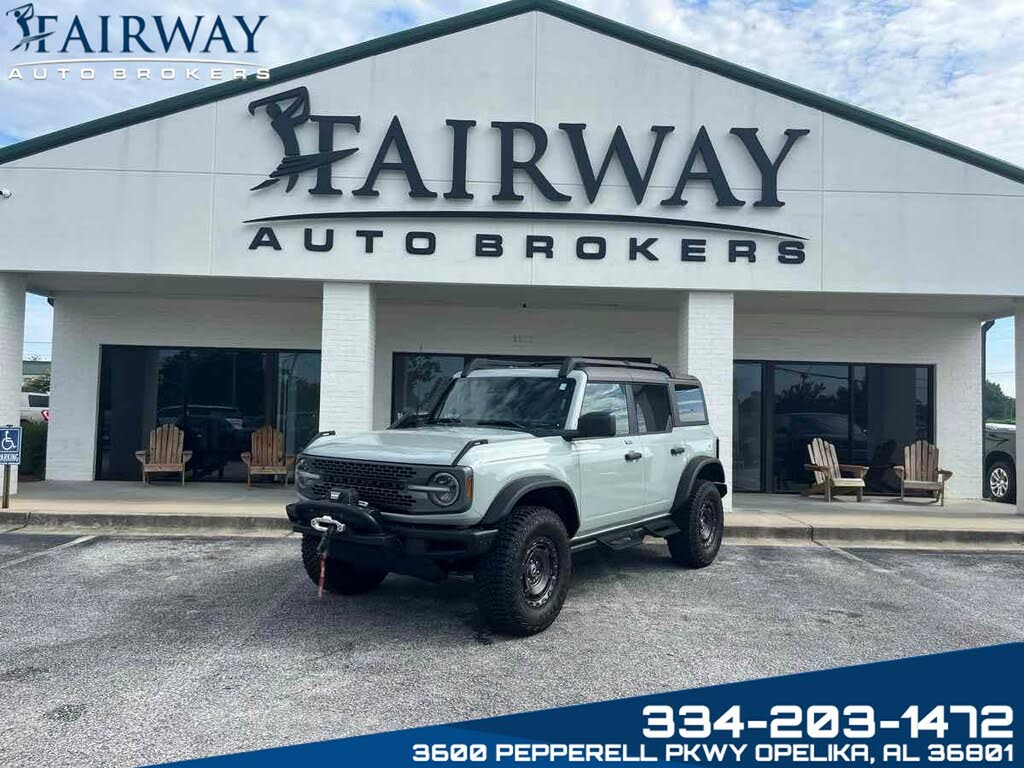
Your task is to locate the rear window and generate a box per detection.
[674,384,707,426]
[28,394,49,408]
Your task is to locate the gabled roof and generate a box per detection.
[2,0,1023,185]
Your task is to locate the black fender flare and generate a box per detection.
[479,475,580,533]
[671,456,728,516]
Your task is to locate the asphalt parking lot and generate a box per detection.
[0,533,1021,767]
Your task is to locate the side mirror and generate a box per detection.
[568,411,617,440]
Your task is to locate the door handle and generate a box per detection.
[624,451,643,462]
[671,446,686,456]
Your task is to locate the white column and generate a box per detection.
[0,275,25,493]
[1016,302,1024,515]
[319,282,375,436]
[45,295,101,480]
[678,291,734,511]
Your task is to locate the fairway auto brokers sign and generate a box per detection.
[245,86,811,267]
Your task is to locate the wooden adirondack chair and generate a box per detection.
[804,437,868,502]
[240,425,294,486]
[894,440,952,505]
[135,424,192,485]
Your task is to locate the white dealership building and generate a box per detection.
[1,0,1022,510]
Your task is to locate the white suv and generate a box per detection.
[288,358,727,635]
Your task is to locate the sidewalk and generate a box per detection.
[1,481,294,535]
[2,481,1022,549]
[732,493,1024,549]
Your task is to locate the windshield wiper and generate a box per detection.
[430,417,463,425]
[477,419,533,432]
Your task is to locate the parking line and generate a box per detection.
[818,543,892,573]
[0,535,96,570]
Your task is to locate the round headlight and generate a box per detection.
[428,472,461,507]
[295,456,321,484]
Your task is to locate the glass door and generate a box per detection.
[733,363,764,491]
[771,363,852,492]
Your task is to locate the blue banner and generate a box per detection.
[156,643,1022,767]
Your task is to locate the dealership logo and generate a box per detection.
[7,4,51,51]
[246,86,812,266]
[5,5,269,82]
[249,87,358,193]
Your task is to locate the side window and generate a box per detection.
[580,382,629,436]
[633,383,673,434]
[675,384,708,425]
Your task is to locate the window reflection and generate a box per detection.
[97,346,320,481]
[580,382,629,436]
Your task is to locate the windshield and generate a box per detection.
[430,376,577,432]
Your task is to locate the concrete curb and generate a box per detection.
[2,511,1021,549]
[723,521,1023,547]
[0,510,291,534]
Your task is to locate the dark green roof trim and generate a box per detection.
[2,0,1023,186]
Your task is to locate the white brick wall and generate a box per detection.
[678,292,735,511]
[46,293,321,480]
[42,287,986,501]
[736,312,983,498]
[320,282,375,435]
[373,301,678,427]
[0,274,26,492]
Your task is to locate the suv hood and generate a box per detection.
[304,426,534,466]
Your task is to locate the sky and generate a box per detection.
[1,0,1021,394]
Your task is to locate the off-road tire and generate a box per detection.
[300,535,388,595]
[987,460,1016,504]
[667,480,724,568]
[474,505,571,636]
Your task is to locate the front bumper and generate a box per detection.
[286,499,497,581]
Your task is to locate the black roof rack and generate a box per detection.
[558,358,673,377]
[460,357,674,378]
[461,357,563,376]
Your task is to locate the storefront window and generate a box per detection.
[391,353,466,421]
[96,346,320,481]
[734,361,934,495]
[733,363,763,492]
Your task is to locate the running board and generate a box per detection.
[571,516,682,553]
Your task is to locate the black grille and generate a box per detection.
[305,456,418,511]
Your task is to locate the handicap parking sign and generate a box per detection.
[0,426,21,465]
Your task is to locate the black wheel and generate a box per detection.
[667,480,724,568]
[987,460,1016,504]
[474,505,571,636]
[300,535,387,595]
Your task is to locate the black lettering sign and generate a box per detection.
[491,122,570,202]
[680,239,706,262]
[576,236,606,260]
[629,237,658,261]
[661,126,743,208]
[304,228,333,252]
[248,226,281,250]
[560,124,673,204]
[476,234,503,257]
[355,229,383,253]
[526,235,554,259]
[778,240,806,264]
[405,231,436,255]
[728,240,756,262]
[353,116,436,199]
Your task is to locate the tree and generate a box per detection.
[22,372,50,393]
[984,379,1015,423]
